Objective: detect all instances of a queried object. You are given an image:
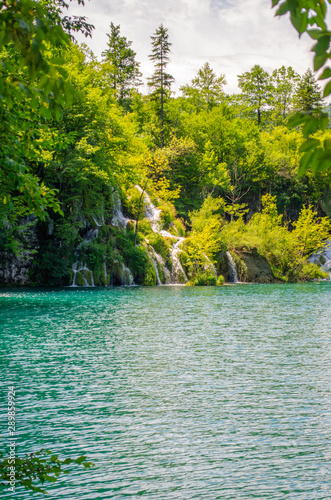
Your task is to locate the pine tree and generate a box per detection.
[148,24,174,147]
[292,68,324,113]
[101,23,141,107]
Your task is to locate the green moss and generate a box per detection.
[231,252,248,282]
[156,260,166,284]
[82,269,92,285]
[143,264,157,286]
[174,218,186,237]
[75,271,84,286]
[148,233,171,260]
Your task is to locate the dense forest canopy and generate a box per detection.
[0,0,331,288]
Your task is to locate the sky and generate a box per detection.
[67,0,323,96]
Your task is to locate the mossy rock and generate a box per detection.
[82,269,93,285]
[156,261,166,284]
[143,263,157,286]
[174,219,186,237]
[75,271,84,286]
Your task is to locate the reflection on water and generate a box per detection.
[1,283,330,499]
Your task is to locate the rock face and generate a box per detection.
[239,249,276,283]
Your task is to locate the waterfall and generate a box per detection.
[135,185,188,284]
[112,191,130,231]
[226,251,239,283]
[135,185,161,233]
[70,222,99,287]
[148,246,171,285]
[70,262,94,287]
[309,241,331,279]
[104,258,108,286]
[171,238,188,284]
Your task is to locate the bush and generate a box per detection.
[216,274,225,286]
[186,272,217,286]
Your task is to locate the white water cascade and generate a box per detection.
[135,185,187,284]
[226,251,239,283]
[70,226,99,287]
[171,238,188,284]
[309,241,331,279]
[112,191,130,231]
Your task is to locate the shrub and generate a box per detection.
[186,272,217,286]
[216,274,225,286]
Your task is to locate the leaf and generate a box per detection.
[319,67,331,79]
[323,79,331,96]
[299,138,320,153]
[312,35,331,55]
[314,52,328,71]
[302,117,320,135]
[75,456,86,464]
[298,150,314,176]
[307,29,324,40]
[276,2,290,16]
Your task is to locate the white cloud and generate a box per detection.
[67,0,325,95]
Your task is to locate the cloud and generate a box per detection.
[68,0,320,95]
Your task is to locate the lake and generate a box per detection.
[1,283,330,499]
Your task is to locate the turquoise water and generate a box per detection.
[1,283,330,499]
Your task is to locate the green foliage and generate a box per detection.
[0,448,93,494]
[101,22,142,107]
[180,62,227,111]
[148,233,171,260]
[272,0,331,172]
[221,194,331,281]
[216,274,225,286]
[186,273,217,286]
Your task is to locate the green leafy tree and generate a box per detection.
[271,66,299,118]
[101,23,142,108]
[148,24,174,147]
[180,62,227,110]
[238,65,273,124]
[272,0,331,173]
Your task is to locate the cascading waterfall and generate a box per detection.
[226,251,239,283]
[309,240,331,279]
[171,238,188,284]
[70,227,99,287]
[135,185,162,233]
[135,185,187,284]
[149,246,171,285]
[111,191,130,231]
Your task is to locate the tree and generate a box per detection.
[180,62,227,110]
[101,23,142,108]
[272,0,331,173]
[148,24,174,148]
[0,0,94,250]
[271,66,299,118]
[238,65,273,124]
[292,68,324,113]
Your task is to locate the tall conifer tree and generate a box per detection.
[102,23,141,107]
[148,24,174,147]
[292,68,324,113]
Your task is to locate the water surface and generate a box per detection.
[1,283,330,499]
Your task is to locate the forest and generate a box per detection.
[1,0,331,288]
